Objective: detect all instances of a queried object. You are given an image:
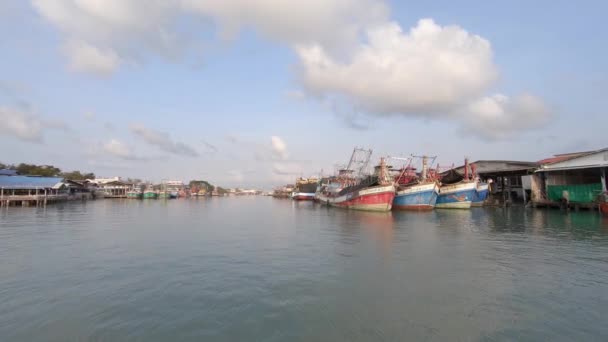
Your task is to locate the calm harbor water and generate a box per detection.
[1,197,608,341]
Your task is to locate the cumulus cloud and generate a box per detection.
[462,94,550,140]
[296,18,550,138]
[83,110,96,121]
[183,0,387,48]
[0,106,69,142]
[31,1,550,139]
[0,106,44,142]
[130,123,199,157]
[65,40,121,75]
[297,19,497,114]
[102,139,138,160]
[270,136,287,160]
[32,0,386,74]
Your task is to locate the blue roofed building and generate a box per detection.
[0,169,18,176]
[0,176,68,206]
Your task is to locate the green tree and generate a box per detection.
[189,180,213,191]
[61,171,95,180]
[14,163,61,177]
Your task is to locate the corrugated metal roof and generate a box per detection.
[537,148,608,165]
[537,155,573,165]
[537,148,608,172]
[0,176,64,190]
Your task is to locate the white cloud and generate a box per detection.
[297,19,497,114]
[130,123,199,157]
[270,136,287,160]
[65,40,121,75]
[83,110,96,121]
[183,0,387,48]
[462,94,550,140]
[296,18,550,138]
[102,139,137,160]
[30,1,550,139]
[32,0,387,74]
[0,106,44,142]
[0,106,69,142]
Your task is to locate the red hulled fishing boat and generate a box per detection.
[315,148,395,212]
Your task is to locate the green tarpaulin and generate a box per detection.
[547,183,603,203]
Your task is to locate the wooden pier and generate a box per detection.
[0,194,68,207]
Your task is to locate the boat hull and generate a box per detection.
[436,182,476,209]
[393,182,439,210]
[292,192,316,201]
[471,183,489,207]
[316,185,395,212]
[143,192,157,199]
[601,202,608,216]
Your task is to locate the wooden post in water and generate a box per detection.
[522,178,527,205]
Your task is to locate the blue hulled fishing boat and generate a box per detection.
[392,156,440,210]
[436,158,477,209]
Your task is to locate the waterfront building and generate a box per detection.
[446,160,539,206]
[89,178,133,198]
[533,148,608,209]
[0,175,67,206]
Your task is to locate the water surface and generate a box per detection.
[1,198,607,341]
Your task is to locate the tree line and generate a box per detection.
[188,180,228,194]
[0,162,95,180]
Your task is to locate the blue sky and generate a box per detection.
[1,0,607,188]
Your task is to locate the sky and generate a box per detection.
[1,0,607,188]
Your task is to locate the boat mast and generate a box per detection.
[345,147,373,178]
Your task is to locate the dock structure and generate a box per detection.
[0,176,67,207]
[88,178,132,198]
[531,148,608,211]
[444,160,539,206]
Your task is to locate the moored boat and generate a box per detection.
[436,181,476,209]
[315,149,395,212]
[143,189,158,199]
[601,202,608,215]
[292,177,318,200]
[601,192,608,216]
[392,156,440,210]
[126,189,143,199]
[471,182,489,207]
[436,158,476,209]
[394,182,440,210]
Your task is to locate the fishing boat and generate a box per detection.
[143,189,158,199]
[601,192,608,216]
[291,177,318,200]
[126,189,143,199]
[436,159,476,209]
[392,156,440,210]
[315,148,395,212]
[436,182,476,209]
[471,182,489,207]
